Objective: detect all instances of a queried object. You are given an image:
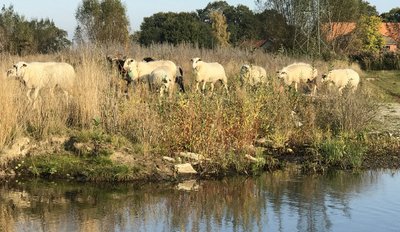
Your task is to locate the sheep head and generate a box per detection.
[190,57,202,70]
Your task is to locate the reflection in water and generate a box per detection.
[1,170,399,232]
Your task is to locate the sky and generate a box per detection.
[3,0,400,40]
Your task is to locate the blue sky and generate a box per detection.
[2,0,400,39]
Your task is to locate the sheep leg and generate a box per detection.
[223,80,229,94]
[196,82,200,92]
[210,82,215,94]
[294,82,298,92]
[160,86,164,97]
[202,81,207,92]
[26,89,33,103]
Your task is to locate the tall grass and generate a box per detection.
[0,43,377,171]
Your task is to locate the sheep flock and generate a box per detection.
[5,55,361,106]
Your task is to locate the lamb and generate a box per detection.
[322,68,360,93]
[148,66,176,98]
[8,61,76,104]
[240,64,267,86]
[190,57,228,94]
[277,62,318,94]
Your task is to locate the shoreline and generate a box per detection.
[1,132,399,183]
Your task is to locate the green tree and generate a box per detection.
[210,11,230,47]
[74,0,130,45]
[0,4,70,54]
[355,15,383,53]
[381,8,400,22]
[139,12,214,48]
[197,2,260,45]
[31,19,71,53]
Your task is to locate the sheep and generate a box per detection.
[148,66,176,98]
[106,55,126,77]
[190,57,228,94]
[322,68,360,93]
[277,62,318,95]
[123,58,178,83]
[240,64,267,86]
[8,61,76,104]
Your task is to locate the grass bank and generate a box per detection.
[0,44,397,182]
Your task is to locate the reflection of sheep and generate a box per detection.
[322,68,360,93]
[240,64,267,86]
[8,61,76,103]
[190,57,228,94]
[148,66,183,98]
[277,62,318,94]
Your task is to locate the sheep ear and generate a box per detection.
[198,58,201,62]
[22,63,28,67]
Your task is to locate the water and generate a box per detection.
[1,170,400,232]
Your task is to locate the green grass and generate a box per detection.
[363,70,400,102]
[17,153,139,182]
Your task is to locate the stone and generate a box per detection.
[174,163,197,175]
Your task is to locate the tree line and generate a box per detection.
[1,1,400,56]
[0,5,71,55]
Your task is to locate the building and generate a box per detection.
[322,22,400,52]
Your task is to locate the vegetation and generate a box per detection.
[0,5,70,55]
[74,0,130,45]
[1,1,400,181]
[0,43,390,181]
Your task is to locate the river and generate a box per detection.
[1,169,399,232]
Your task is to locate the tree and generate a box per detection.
[210,11,230,47]
[31,19,71,53]
[139,12,214,48]
[0,4,70,54]
[255,0,378,54]
[355,15,384,53]
[381,8,400,22]
[74,0,130,45]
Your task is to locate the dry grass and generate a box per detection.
[0,44,377,170]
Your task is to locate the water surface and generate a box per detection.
[1,170,399,232]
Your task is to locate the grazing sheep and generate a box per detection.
[8,61,76,103]
[123,58,178,83]
[240,64,267,86]
[277,62,318,94]
[322,68,360,93]
[106,55,126,76]
[148,66,175,98]
[190,57,228,94]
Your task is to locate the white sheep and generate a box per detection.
[322,68,360,93]
[190,57,228,94]
[148,66,175,98]
[277,62,318,94]
[123,58,178,83]
[8,61,76,104]
[240,64,267,86]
